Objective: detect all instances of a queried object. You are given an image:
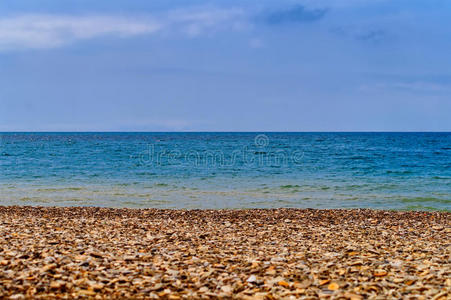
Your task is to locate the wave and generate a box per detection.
[432,176,451,180]
[405,205,450,212]
[280,184,301,189]
[400,197,451,204]
[36,187,85,192]
[386,170,414,174]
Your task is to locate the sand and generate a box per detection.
[0,206,449,299]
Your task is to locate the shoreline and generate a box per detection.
[0,206,449,299]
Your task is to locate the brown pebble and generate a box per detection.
[0,206,448,299]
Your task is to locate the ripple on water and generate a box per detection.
[1,132,450,210]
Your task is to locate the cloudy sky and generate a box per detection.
[1,0,450,131]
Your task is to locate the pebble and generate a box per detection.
[0,206,449,299]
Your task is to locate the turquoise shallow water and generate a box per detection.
[0,132,450,210]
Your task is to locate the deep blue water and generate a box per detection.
[0,132,450,210]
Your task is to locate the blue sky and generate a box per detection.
[1,0,451,131]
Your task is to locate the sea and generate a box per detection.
[0,132,450,211]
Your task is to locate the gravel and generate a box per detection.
[0,206,449,299]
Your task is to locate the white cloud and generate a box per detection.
[0,15,161,50]
[0,8,247,50]
[167,7,246,37]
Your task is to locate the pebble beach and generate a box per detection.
[0,207,449,299]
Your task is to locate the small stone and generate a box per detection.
[319,279,330,285]
[327,282,339,291]
[445,278,451,287]
[90,283,104,290]
[344,293,363,300]
[90,252,103,258]
[78,290,96,296]
[50,281,64,289]
[374,270,388,277]
[40,264,57,272]
[265,266,276,275]
[278,280,290,288]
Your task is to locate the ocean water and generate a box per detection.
[0,132,450,211]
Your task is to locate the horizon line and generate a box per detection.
[1,131,451,134]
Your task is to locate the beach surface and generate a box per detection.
[0,207,449,299]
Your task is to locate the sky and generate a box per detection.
[1,0,451,131]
